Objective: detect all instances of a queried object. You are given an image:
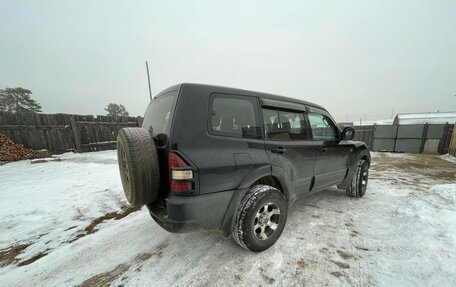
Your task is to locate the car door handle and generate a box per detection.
[271,147,287,154]
[318,146,328,152]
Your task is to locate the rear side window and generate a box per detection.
[308,112,338,140]
[209,94,261,139]
[263,109,309,140]
[142,90,178,136]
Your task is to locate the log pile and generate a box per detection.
[0,133,41,162]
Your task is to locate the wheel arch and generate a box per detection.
[250,175,288,202]
[357,148,371,167]
[237,165,290,202]
[219,167,291,237]
[338,146,371,189]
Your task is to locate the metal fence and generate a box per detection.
[0,111,143,153]
[353,123,454,154]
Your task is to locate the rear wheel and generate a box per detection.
[346,159,369,198]
[117,127,160,206]
[232,185,287,252]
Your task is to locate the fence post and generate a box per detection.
[448,124,456,156]
[372,124,376,150]
[70,116,82,152]
[392,125,399,152]
[420,123,429,153]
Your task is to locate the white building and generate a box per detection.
[393,112,456,125]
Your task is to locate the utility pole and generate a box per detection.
[146,61,152,101]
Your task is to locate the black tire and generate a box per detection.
[117,127,160,206]
[346,159,369,198]
[232,185,287,252]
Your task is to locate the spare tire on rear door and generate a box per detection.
[117,127,160,206]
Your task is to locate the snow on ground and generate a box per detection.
[0,151,130,272]
[441,153,456,164]
[0,151,455,286]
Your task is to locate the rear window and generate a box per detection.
[142,90,178,136]
[209,94,261,139]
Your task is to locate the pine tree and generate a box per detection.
[105,103,129,117]
[0,87,42,113]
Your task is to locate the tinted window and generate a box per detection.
[209,95,261,139]
[263,109,308,140]
[308,112,337,140]
[142,91,178,136]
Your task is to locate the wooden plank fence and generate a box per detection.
[0,111,143,153]
[448,124,456,157]
[352,125,375,149]
[2,111,455,156]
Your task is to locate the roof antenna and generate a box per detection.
[146,61,152,101]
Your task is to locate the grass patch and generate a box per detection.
[76,264,130,287]
[0,244,30,267]
[371,153,456,181]
[337,250,354,260]
[17,251,49,266]
[70,206,141,243]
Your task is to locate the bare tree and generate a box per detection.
[105,103,129,117]
[0,87,42,113]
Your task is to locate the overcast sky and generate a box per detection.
[1,0,455,121]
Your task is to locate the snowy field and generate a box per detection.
[0,150,455,287]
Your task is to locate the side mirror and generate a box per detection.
[341,127,355,140]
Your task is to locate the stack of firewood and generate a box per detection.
[0,133,40,162]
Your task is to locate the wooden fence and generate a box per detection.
[2,111,455,156]
[351,125,374,149]
[0,111,142,153]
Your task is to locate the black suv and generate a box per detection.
[117,83,370,252]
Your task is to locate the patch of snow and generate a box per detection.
[0,150,127,272]
[371,151,417,160]
[352,119,394,126]
[429,183,456,204]
[440,154,456,164]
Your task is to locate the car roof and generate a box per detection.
[157,83,326,111]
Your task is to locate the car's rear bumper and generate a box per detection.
[146,188,248,235]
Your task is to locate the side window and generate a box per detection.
[209,95,261,139]
[263,109,279,139]
[308,112,338,140]
[263,108,308,140]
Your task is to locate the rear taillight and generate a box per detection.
[168,152,193,193]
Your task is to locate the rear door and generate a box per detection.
[262,105,317,199]
[197,93,269,194]
[142,89,179,193]
[307,107,349,190]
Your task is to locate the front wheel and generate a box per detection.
[232,185,287,252]
[346,159,369,198]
